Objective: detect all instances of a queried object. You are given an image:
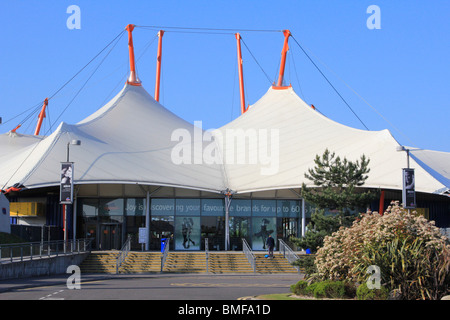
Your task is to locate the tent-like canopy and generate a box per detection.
[0,84,449,197]
[213,86,450,195]
[0,84,227,193]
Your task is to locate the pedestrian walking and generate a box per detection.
[266,235,275,258]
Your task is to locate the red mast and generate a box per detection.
[126,24,141,86]
[235,33,247,114]
[274,30,291,89]
[154,30,164,102]
[34,98,48,136]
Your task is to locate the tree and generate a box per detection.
[293,209,342,253]
[301,149,377,214]
[293,149,378,253]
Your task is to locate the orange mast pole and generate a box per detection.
[34,98,48,136]
[11,124,21,133]
[235,33,246,114]
[154,30,164,102]
[275,30,291,88]
[126,24,141,86]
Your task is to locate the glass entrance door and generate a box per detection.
[99,224,122,250]
[150,216,174,251]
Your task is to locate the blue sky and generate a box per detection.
[1,1,449,152]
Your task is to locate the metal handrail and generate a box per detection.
[242,238,256,273]
[0,238,93,264]
[160,238,170,272]
[205,238,209,273]
[116,235,132,274]
[278,239,300,273]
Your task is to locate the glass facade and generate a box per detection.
[77,197,303,251]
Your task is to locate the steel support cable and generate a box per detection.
[1,30,125,191]
[48,29,126,101]
[136,25,283,33]
[292,38,418,148]
[240,37,273,85]
[1,29,126,133]
[10,102,43,127]
[290,34,370,131]
[47,30,124,134]
[289,44,307,102]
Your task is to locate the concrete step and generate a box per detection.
[79,251,300,274]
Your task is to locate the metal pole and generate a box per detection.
[301,199,306,237]
[145,190,150,251]
[154,30,164,102]
[224,194,232,251]
[235,33,246,114]
[276,30,291,87]
[125,24,141,86]
[406,149,410,169]
[73,196,78,244]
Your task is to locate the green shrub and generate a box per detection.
[291,279,358,299]
[313,280,346,299]
[356,282,390,300]
[291,280,309,295]
[305,282,319,296]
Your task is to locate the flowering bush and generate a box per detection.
[314,201,450,299]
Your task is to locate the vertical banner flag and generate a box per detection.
[60,162,74,204]
[402,168,416,209]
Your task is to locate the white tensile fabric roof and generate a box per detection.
[0,84,449,196]
[0,84,227,193]
[214,86,449,195]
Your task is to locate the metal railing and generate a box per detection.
[205,238,209,273]
[278,239,300,273]
[242,238,256,273]
[116,235,132,274]
[0,238,93,264]
[160,238,170,272]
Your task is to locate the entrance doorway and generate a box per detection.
[99,224,122,250]
[150,216,174,251]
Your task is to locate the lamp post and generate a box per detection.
[396,145,416,210]
[61,140,81,252]
[396,145,410,169]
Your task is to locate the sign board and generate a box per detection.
[139,227,148,244]
[60,162,74,204]
[402,168,416,209]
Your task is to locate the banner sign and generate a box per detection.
[402,168,416,209]
[60,162,74,204]
[139,227,148,244]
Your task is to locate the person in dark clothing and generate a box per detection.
[266,235,275,258]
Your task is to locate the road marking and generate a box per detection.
[171,283,284,287]
[237,296,257,300]
[40,289,65,300]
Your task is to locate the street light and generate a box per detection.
[396,145,410,169]
[62,139,81,252]
[396,145,416,210]
[67,139,81,161]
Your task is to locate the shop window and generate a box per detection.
[252,217,276,251]
[151,199,174,215]
[175,199,200,216]
[175,216,200,250]
[229,199,251,217]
